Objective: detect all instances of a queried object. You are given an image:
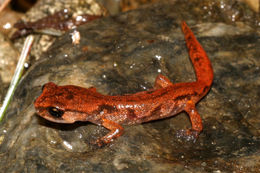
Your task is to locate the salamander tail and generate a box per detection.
[181,21,213,88]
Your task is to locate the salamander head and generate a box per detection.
[34,82,93,123]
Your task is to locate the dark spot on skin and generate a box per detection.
[187,35,192,42]
[127,109,136,119]
[55,92,65,97]
[140,104,164,123]
[66,94,74,100]
[151,105,162,116]
[146,90,154,94]
[99,104,117,114]
[174,91,201,102]
[203,86,209,93]
[194,57,200,62]
[55,88,75,97]
[174,94,193,101]
[192,46,197,52]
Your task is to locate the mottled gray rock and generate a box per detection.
[0,33,18,83]
[0,1,259,172]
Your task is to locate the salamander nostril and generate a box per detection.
[48,107,64,118]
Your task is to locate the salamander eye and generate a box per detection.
[48,107,64,118]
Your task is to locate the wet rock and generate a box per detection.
[0,33,18,103]
[12,0,107,61]
[0,33,18,83]
[0,1,259,172]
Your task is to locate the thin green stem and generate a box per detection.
[0,35,34,122]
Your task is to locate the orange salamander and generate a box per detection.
[34,22,214,146]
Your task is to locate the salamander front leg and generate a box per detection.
[96,118,124,147]
[177,101,203,142]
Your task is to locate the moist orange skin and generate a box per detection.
[34,22,213,146]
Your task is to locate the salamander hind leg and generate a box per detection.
[96,118,124,147]
[154,74,174,89]
[176,101,203,142]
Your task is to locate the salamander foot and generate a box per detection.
[176,129,200,143]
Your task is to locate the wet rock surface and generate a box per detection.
[12,0,107,61]
[0,1,259,172]
[0,0,107,105]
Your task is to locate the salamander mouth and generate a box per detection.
[35,107,73,124]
